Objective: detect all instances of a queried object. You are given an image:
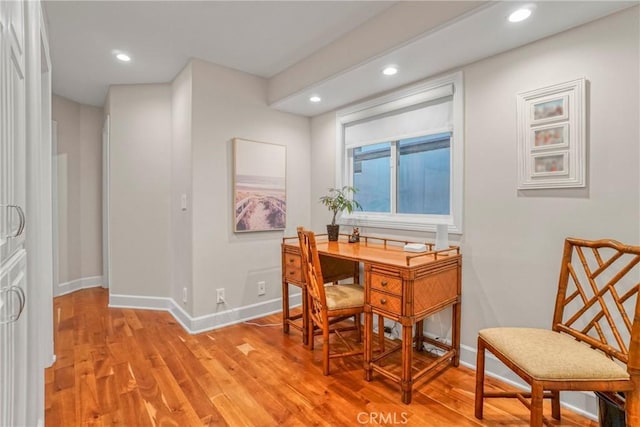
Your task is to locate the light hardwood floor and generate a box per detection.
[45,288,596,426]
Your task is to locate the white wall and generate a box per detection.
[190,59,311,318]
[310,6,639,416]
[310,111,338,232]
[170,63,193,312]
[462,5,639,344]
[51,94,103,293]
[107,84,172,298]
[105,59,311,326]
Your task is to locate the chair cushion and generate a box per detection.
[479,327,629,381]
[325,284,364,310]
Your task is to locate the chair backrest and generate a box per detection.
[297,227,329,328]
[552,238,640,369]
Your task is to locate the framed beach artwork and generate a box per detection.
[233,138,286,232]
[516,78,586,189]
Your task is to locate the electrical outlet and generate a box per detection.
[257,281,266,296]
[216,288,225,304]
[182,287,188,303]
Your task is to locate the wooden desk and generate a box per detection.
[281,235,462,404]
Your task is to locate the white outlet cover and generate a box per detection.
[216,288,225,303]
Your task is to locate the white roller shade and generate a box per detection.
[344,84,453,148]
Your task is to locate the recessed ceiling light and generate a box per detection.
[383,66,398,76]
[309,95,321,103]
[115,53,131,62]
[508,8,532,23]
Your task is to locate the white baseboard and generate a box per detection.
[54,275,103,297]
[108,293,173,311]
[108,291,303,335]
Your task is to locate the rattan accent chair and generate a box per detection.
[297,227,366,375]
[475,238,640,426]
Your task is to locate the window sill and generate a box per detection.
[339,212,462,235]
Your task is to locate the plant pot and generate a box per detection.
[326,224,340,241]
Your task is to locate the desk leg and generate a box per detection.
[282,280,290,334]
[401,320,413,404]
[364,305,373,381]
[415,320,424,352]
[452,300,461,366]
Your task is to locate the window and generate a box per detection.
[336,72,463,233]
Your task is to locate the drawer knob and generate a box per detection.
[289,259,294,263]
[289,271,295,275]
[381,280,388,287]
[380,298,387,305]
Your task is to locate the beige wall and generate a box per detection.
[52,94,103,291]
[190,59,311,317]
[106,84,172,298]
[310,7,639,412]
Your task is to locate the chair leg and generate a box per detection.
[474,337,486,419]
[308,319,315,351]
[323,327,330,375]
[551,390,561,420]
[355,314,362,342]
[530,382,544,427]
[301,286,308,346]
[626,376,640,427]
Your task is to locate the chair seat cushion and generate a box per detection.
[325,284,364,310]
[479,327,629,381]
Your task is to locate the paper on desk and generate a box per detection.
[403,243,427,253]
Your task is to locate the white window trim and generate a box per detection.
[335,71,464,234]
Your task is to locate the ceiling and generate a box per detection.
[44,1,637,117]
[44,1,394,107]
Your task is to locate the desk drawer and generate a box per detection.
[285,266,303,283]
[283,253,303,283]
[370,289,401,315]
[284,254,301,269]
[370,273,402,296]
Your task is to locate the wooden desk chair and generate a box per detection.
[475,238,640,426]
[297,227,366,375]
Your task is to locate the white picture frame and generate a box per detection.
[517,78,586,189]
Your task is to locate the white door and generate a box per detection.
[0,0,28,425]
[0,0,26,262]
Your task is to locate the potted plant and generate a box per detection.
[319,186,361,241]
